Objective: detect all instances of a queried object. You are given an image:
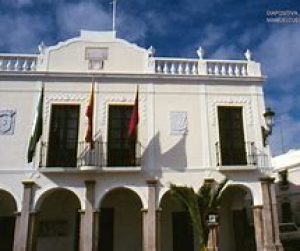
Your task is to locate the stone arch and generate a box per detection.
[34,188,82,251]
[97,185,146,209]
[159,189,198,251]
[0,189,18,251]
[98,186,144,251]
[0,189,17,215]
[34,186,82,212]
[219,184,256,251]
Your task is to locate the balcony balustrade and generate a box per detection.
[215,141,269,171]
[39,141,141,170]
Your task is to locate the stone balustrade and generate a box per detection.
[0,54,37,71]
[155,58,198,75]
[154,58,260,77]
[206,60,248,76]
[0,53,261,77]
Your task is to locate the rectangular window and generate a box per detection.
[107,105,135,167]
[218,106,247,165]
[47,105,80,167]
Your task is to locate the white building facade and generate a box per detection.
[0,30,283,251]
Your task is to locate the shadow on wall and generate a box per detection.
[141,132,188,177]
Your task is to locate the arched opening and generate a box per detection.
[219,185,256,251]
[35,189,81,251]
[159,191,198,251]
[98,187,143,251]
[0,189,17,251]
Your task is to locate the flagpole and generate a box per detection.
[112,0,117,32]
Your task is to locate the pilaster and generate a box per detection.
[13,212,21,251]
[144,179,158,251]
[27,212,39,251]
[13,180,35,251]
[82,180,96,251]
[260,177,283,251]
[252,205,264,251]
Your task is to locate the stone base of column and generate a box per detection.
[263,244,281,251]
[275,242,284,251]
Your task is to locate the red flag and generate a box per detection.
[85,82,94,148]
[128,87,139,139]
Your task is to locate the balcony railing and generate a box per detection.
[39,141,141,169]
[215,141,269,171]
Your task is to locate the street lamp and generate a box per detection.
[262,107,275,146]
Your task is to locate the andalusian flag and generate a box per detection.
[27,84,44,163]
[85,82,95,149]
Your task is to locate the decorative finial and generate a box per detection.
[38,41,46,54]
[197,46,204,59]
[148,46,156,57]
[244,49,252,61]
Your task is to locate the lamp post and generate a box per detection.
[262,107,275,146]
[206,211,219,251]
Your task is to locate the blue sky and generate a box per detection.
[0,0,299,156]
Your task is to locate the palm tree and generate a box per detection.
[170,178,228,251]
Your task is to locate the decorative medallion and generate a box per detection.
[0,110,16,135]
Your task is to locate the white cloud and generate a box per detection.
[266,92,300,155]
[210,44,241,59]
[56,2,112,38]
[270,114,300,156]
[265,92,300,116]
[238,26,265,47]
[0,14,46,53]
[0,0,32,7]
[118,13,147,43]
[55,1,148,44]
[257,25,300,79]
[201,24,224,48]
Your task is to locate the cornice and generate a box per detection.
[0,71,266,84]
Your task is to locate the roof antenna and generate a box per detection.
[111,0,117,32]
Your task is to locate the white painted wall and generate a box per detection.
[0,30,272,250]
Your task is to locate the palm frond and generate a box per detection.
[170,184,206,249]
[209,178,228,209]
[170,179,228,251]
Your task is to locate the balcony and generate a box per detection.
[215,141,269,171]
[39,141,141,172]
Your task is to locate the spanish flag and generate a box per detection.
[128,86,139,140]
[85,82,95,149]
